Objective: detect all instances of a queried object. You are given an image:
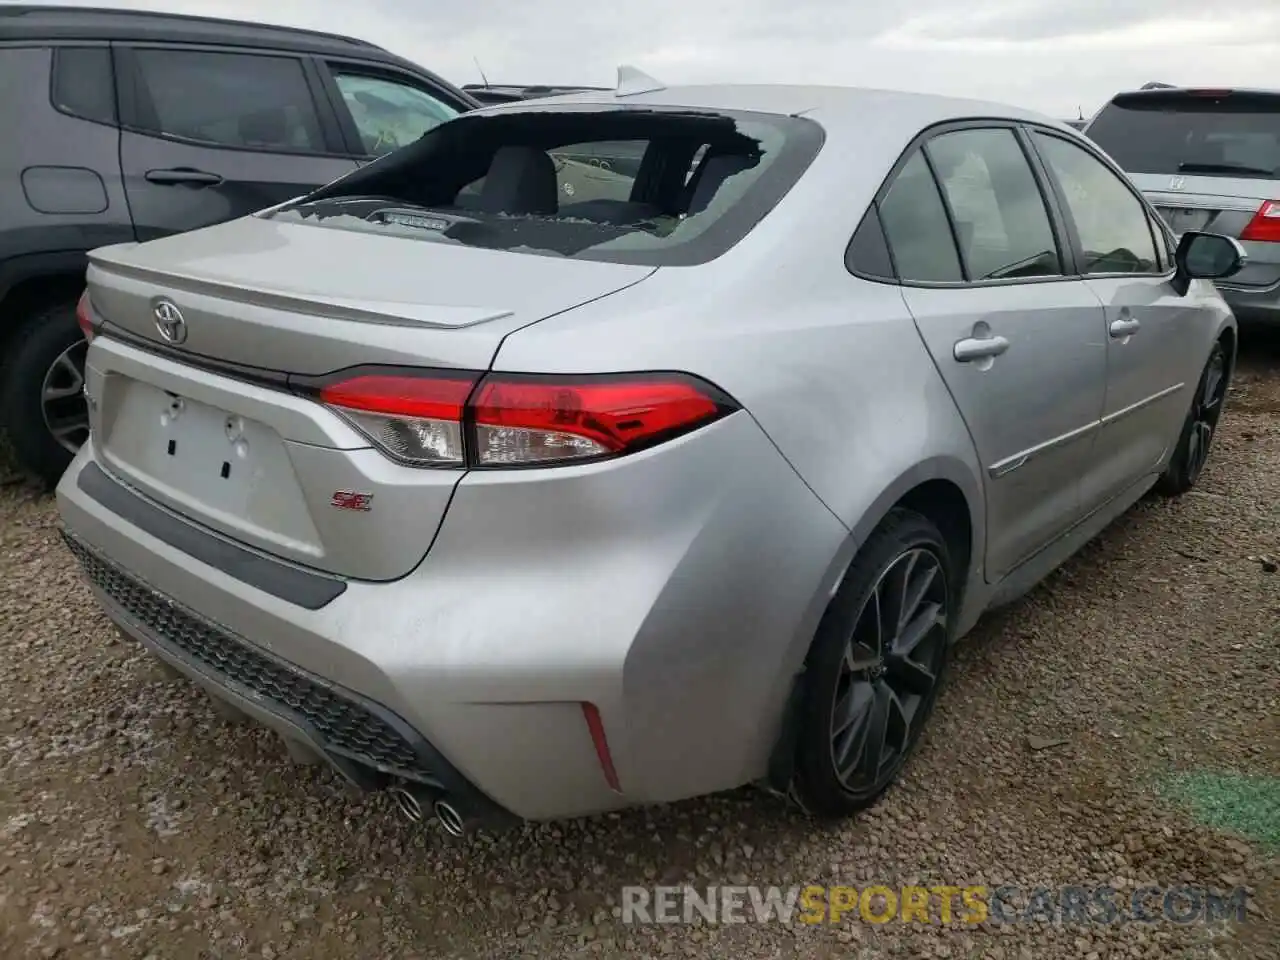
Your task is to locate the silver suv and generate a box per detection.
[1086,87,1280,325]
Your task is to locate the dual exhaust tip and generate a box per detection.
[388,784,470,838]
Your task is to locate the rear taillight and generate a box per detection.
[318,373,476,466]
[1240,200,1280,243]
[312,368,738,469]
[470,374,730,466]
[76,290,95,342]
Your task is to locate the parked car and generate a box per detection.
[58,80,1243,833]
[1086,87,1280,326]
[0,4,482,486]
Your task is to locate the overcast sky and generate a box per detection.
[28,0,1280,118]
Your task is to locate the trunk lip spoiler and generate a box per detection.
[85,252,515,330]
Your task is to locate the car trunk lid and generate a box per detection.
[83,215,656,582]
[87,214,655,373]
[1135,172,1274,235]
[1132,173,1280,290]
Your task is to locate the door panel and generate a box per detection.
[904,284,1107,578]
[116,46,357,240]
[878,127,1108,580]
[1029,131,1193,509]
[1083,277,1199,506]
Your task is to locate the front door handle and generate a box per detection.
[954,334,1010,362]
[1109,316,1142,338]
[145,168,224,187]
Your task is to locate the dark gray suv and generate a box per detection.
[0,4,480,485]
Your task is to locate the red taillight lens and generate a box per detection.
[76,290,95,341]
[1240,200,1280,243]
[308,368,737,469]
[471,373,731,466]
[318,372,478,467]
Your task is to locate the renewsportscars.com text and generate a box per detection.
[620,884,1250,926]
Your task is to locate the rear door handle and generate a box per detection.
[953,335,1010,362]
[1109,317,1141,338]
[145,168,224,187]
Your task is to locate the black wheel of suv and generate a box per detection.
[1155,339,1230,497]
[0,299,89,488]
[794,508,953,818]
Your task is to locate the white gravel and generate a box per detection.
[1,344,1277,959]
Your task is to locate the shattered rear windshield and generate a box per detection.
[266,105,825,266]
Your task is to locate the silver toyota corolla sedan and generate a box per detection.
[57,79,1245,834]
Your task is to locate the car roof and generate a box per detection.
[1,4,388,59]
[1107,85,1280,101]
[477,82,1065,133]
[0,4,483,107]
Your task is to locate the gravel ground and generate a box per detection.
[2,341,1278,960]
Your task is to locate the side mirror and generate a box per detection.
[1171,231,1247,296]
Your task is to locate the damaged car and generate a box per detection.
[59,77,1243,832]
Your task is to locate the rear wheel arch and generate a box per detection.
[0,267,92,485]
[765,461,982,800]
[894,479,973,589]
[849,459,983,591]
[0,254,91,346]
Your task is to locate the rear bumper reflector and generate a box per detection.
[581,702,622,793]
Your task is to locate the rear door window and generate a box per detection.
[127,49,326,153]
[1087,91,1280,180]
[925,127,1063,281]
[330,70,460,157]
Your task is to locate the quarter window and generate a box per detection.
[129,49,325,152]
[846,206,896,280]
[1033,133,1160,275]
[878,150,964,283]
[332,71,460,157]
[926,128,1063,281]
[52,47,117,125]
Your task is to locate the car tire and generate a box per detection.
[1154,339,1230,498]
[793,508,953,819]
[0,298,89,489]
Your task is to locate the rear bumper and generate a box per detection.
[64,530,515,824]
[56,413,849,822]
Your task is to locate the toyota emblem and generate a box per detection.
[153,299,188,344]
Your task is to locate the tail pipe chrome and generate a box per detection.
[387,783,475,838]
